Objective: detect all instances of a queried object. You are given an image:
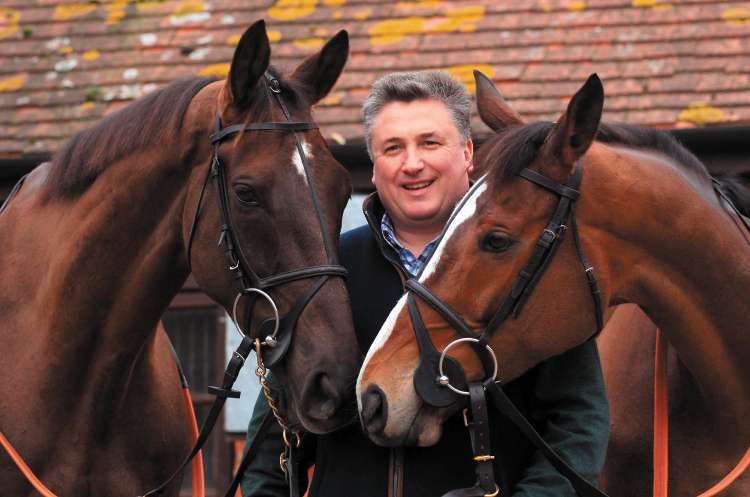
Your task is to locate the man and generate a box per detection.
[241,71,609,497]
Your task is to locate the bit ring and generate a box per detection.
[231,289,280,342]
[437,337,498,396]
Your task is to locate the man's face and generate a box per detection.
[370,99,473,234]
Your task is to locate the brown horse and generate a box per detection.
[0,21,360,497]
[356,71,750,495]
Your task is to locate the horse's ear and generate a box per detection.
[474,70,523,132]
[227,20,271,109]
[291,30,349,104]
[543,73,603,174]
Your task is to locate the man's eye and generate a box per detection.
[424,140,439,147]
[384,145,400,154]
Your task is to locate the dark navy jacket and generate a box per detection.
[241,194,609,497]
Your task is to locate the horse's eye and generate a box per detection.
[234,184,259,206]
[480,231,514,253]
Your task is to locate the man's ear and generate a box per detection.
[464,137,474,174]
[291,30,349,104]
[474,70,524,132]
[226,20,271,109]
[541,73,604,176]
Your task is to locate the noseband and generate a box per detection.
[403,163,608,497]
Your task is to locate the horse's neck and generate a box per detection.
[2,155,192,410]
[590,154,750,441]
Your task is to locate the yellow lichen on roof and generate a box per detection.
[83,50,100,61]
[294,37,325,49]
[0,74,27,93]
[369,8,485,46]
[678,102,725,126]
[369,17,425,46]
[430,6,485,33]
[173,2,206,16]
[323,0,346,6]
[397,1,442,9]
[446,64,494,94]
[269,31,282,43]
[136,2,165,12]
[320,92,343,106]
[106,0,129,25]
[633,0,672,9]
[198,63,229,78]
[353,9,372,20]
[722,8,750,26]
[268,0,318,21]
[0,7,20,40]
[53,4,97,21]
[568,1,587,12]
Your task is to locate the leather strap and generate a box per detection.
[653,329,669,497]
[0,430,59,497]
[442,383,497,497]
[139,334,256,496]
[519,168,581,200]
[210,122,319,143]
[484,382,608,497]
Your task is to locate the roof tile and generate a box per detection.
[1,0,749,155]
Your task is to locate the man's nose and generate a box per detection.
[401,146,424,174]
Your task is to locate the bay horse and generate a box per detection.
[0,20,360,497]
[356,71,750,495]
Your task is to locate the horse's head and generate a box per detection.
[357,72,608,446]
[183,21,358,433]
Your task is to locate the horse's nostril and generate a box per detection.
[360,385,388,435]
[302,371,341,421]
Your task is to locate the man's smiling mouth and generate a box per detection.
[403,180,434,191]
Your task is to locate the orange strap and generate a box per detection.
[653,330,750,497]
[696,448,750,497]
[0,430,59,497]
[182,386,206,497]
[653,329,669,497]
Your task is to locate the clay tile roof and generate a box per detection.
[1,0,749,158]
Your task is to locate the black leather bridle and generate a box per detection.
[186,73,347,367]
[403,164,608,497]
[142,73,346,497]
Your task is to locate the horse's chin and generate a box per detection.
[367,405,445,447]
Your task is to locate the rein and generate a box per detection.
[405,162,608,497]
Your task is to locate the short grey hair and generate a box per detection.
[362,71,471,159]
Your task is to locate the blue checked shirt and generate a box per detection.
[381,213,439,277]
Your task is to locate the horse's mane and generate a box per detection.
[484,121,711,186]
[45,77,217,198]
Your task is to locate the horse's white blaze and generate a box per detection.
[419,181,486,283]
[292,140,311,183]
[357,293,407,411]
[356,181,486,413]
